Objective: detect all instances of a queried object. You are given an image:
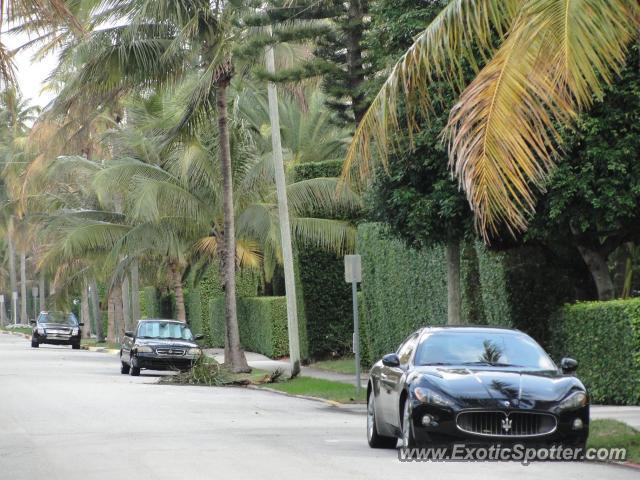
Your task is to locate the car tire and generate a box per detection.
[129,356,140,376]
[367,391,397,449]
[31,339,39,348]
[71,341,81,350]
[120,360,130,375]
[400,398,417,449]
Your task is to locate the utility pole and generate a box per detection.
[265,31,301,376]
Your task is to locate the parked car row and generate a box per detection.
[30,312,203,376]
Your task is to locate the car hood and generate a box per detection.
[135,338,198,348]
[411,366,585,409]
[39,323,77,329]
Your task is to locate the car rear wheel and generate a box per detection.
[401,399,417,448]
[129,356,140,376]
[30,339,39,348]
[367,391,397,449]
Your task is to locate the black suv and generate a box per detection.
[31,311,84,349]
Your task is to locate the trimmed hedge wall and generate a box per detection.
[357,223,577,365]
[550,299,640,405]
[139,287,159,318]
[209,296,308,359]
[293,158,354,358]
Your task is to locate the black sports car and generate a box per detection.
[367,326,588,449]
[30,311,84,349]
[120,319,203,376]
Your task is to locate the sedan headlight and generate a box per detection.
[37,326,45,335]
[187,348,202,356]
[136,346,153,353]
[414,387,454,407]
[71,327,79,336]
[556,391,588,412]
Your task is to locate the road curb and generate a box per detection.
[248,384,365,411]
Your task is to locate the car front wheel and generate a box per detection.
[401,399,417,448]
[30,339,39,348]
[120,360,130,375]
[367,391,397,449]
[129,356,140,376]
[71,340,81,350]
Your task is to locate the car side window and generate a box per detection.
[397,333,419,366]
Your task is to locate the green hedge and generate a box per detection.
[356,223,577,365]
[139,287,159,318]
[209,296,308,358]
[550,299,640,405]
[293,159,354,359]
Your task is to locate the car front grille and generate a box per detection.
[456,411,557,437]
[46,328,71,335]
[155,348,186,356]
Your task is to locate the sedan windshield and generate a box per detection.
[38,312,78,325]
[136,321,194,340]
[414,331,556,370]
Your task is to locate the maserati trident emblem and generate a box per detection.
[501,417,513,432]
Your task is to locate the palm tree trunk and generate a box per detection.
[131,259,140,322]
[81,281,91,338]
[112,283,124,341]
[446,239,462,325]
[122,274,131,331]
[7,230,16,300]
[39,271,45,312]
[107,289,116,343]
[20,251,27,323]
[90,278,104,342]
[217,80,250,373]
[170,262,186,323]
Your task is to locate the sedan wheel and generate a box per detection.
[401,399,417,448]
[366,392,397,449]
[120,360,130,375]
[129,356,140,376]
[30,339,39,348]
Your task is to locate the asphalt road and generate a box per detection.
[0,334,635,480]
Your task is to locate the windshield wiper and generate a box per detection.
[420,362,454,366]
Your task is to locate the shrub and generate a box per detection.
[293,159,356,359]
[550,299,640,405]
[209,296,308,359]
[140,287,159,318]
[356,223,578,365]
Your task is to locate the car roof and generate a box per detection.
[418,325,523,335]
[136,319,184,324]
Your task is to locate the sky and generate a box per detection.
[5,30,58,109]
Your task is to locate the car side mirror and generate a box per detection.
[124,331,134,338]
[560,357,578,374]
[29,320,36,325]
[382,353,401,368]
[194,334,204,341]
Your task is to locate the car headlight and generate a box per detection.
[71,327,79,336]
[187,348,202,356]
[37,326,45,335]
[414,387,453,407]
[556,391,588,412]
[136,346,153,353]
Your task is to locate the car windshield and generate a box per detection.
[136,321,194,340]
[414,331,556,370]
[38,312,78,325]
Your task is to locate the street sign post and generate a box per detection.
[345,255,362,397]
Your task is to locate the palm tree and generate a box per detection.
[344,0,640,239]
